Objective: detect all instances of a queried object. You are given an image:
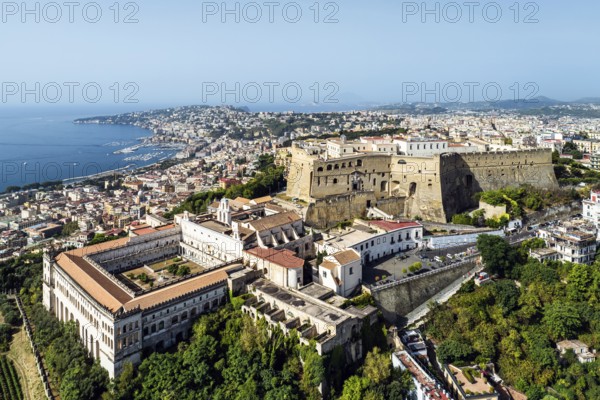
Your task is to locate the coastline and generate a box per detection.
[0,117,183,195]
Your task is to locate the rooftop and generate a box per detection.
[557,339,589,350]
[55,239,241,314]
[448,365,494,397]
[394,351,450,400]
[245,247,304,269]
[247,211,301,232]
[331,249,361,265]
[251,278,353,327]
[368,220,422,232]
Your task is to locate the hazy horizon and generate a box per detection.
[0,1,598,109]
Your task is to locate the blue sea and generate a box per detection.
[0,106,178,192]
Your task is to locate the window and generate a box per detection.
[158,321,164,330]
[349,267,354,275]
[322,271,327,278]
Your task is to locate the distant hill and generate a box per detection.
[374,96,600,117]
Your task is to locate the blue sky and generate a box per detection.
[0,0,598,110]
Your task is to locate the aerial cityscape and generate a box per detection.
[1,1,600,400]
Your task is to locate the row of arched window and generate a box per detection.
[317,159,363,172]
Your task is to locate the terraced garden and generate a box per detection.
[0,355,22,400]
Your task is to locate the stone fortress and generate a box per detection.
[284,135,558,228]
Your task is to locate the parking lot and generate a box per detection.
[363,245,477,285]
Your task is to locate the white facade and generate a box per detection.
[537,220,597,265]
[318,249,362,297]
[180,218,243,267]
[583,190,600,238]
[42,230,231,378]
[395,138,448,157]
[318,220,423,265]
[243,248,304,289]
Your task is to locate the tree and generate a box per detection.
[111,362,137,400]
[493,280,520,315]
[566,263,596,302]
[437,337,474,364]
[452,213,473,225]
[362,347,391,386]
[340,376,370,400]
[476,234,518,277]
[386,370,415,399]
[61,221,80,237]
[176,265,191,276]
[300,346,324,399]
[543,302,582,340]
[408,262,422,273]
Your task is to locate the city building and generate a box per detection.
[42,224,244,377]
[591,152,600,171]
[180,198,313,267]
[536,220,597,265]
[318,249,362,297]
[317,220,423,266]
[442,364,499,400]
[529,247,560,262]
[392,350,451,400]
[556,340,597,363]
[583,190,600,238]
[241,278,377,361]
[243,247,304,289]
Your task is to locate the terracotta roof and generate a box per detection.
[123,267,233,311]
[56,239,237,314]
[233,197,251,204]
[332,249,360,265]
[156,224,176,231]
[248,211,301,232]
[57,238,133,312]
[251,195,273,204]
[369,220,422,232]
[264,203,286,213]
[320,260,337,271]
[131,227,157,236]
[245,247,304,269]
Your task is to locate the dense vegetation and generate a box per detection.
[0,355,22,400]
[452,185,579,227]
[109,302,327,400]
[338,346,414,400]
[553,151,600,186]
[425,234,600,399]
[165,154,285,218]
[4,249,400,400]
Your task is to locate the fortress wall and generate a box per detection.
[390,155,446,221]
[285,146,316,201]
[308,153,392,199]
[371,261,475,324]
[291,145,557,226]
[305,192,379,229]
[440,149,558,218]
